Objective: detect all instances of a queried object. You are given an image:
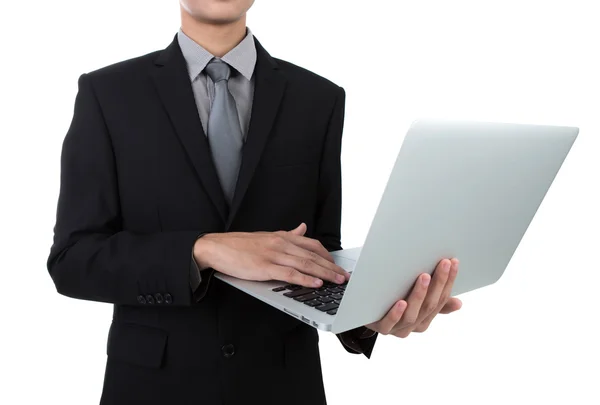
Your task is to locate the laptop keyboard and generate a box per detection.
[271,281,348,315]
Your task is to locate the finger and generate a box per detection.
[416,296,462,333]
[283,240,348,277]
[419,259,451,319]
[412,319,432,333]
[288,223,307,236]
[268,264,323,288]
[412,305,442,332]
[366,300,407,335]
[437,258,460,308]
[283,233,334,263]
[440,297,463,314]
[396,260,458,334]
[273,252,347,284]
[264,234,348,282]
[392,325,414,338]
[396,273,430,328]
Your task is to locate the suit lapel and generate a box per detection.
[226,39,287,229]
[151,36,228,223]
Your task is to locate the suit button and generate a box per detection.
[164,293,173,304]
[137,295,146,304]
[221,344,235,358]
[145,294,155,304]
[154,293,164,304]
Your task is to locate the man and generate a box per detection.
[48,1,463,404]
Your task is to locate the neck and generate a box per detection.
[180,9,247,57]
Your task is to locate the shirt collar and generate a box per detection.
[177,28,257,82]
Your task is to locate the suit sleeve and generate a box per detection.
[312,86,378,358]
[47,73,205,306]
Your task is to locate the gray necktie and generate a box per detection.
[205,59,243,206]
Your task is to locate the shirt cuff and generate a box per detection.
[189,255,203,291]
[189,233,211,301]
[337,327,378,358]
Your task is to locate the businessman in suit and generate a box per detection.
[48,1,463,404]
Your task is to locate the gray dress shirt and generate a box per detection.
[177,28,257,292]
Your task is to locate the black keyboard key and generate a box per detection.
[327,309,338,315]
[318,296,334,303]
[284,284,302,291]
[272,286,286,292]
[332,293,344,300]
[328,287,343,293]
[315,302,339,312]
[294,293,319,302]
[334,300,341,305]
[315,290,331,297]
[283,288,315,298]
[338,285,346,290]
[304,299,322,307]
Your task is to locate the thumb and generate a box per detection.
[440,298,463,314]
[289,222,307,236]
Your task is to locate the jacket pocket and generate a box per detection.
[107,322,168,369]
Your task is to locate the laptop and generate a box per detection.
[215,119,578,334]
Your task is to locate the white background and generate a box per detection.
[1,0,599,404]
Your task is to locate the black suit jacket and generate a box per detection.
[48,35,377,405]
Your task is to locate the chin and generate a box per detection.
[180,0,255,24]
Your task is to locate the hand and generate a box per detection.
[193,223,350,288]
[366,258,463,337]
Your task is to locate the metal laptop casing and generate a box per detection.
[216,120,578,334]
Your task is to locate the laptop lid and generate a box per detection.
[331,120,578,334]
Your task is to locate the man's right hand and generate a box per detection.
[193,223,350,288]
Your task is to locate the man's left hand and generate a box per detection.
[366,258,462,338]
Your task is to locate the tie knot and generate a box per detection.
[205,59,231,83]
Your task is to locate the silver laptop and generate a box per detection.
[215,120,578,334]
